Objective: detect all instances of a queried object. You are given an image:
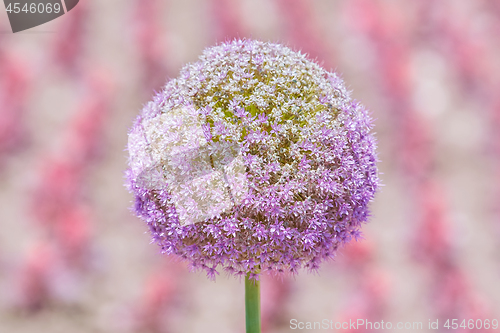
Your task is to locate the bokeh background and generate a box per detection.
[1,0,500,332]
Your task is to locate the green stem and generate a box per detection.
[245,273,261,333]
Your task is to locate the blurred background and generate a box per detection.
[1,0,500,332]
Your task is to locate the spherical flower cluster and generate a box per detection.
[126,39,379,280]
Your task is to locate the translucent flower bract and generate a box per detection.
[126,40,379,280]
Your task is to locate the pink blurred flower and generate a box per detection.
[0,52,30,160]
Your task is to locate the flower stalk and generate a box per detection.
[245,273,261,333]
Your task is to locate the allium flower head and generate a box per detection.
[126,39,379,279]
